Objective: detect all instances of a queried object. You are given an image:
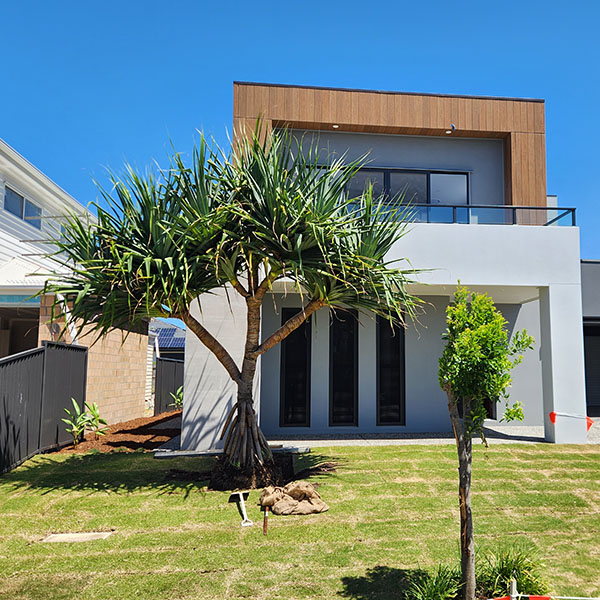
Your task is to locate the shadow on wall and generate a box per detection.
[339,566,429,600]
[182,349,238,451]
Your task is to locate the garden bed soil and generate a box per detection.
[55,410,182,454]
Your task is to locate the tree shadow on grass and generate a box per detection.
[2,450,341,498]
[3,451,214,498]
[293,452,344,482]
[339,565,428,600]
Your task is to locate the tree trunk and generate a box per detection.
[222,373,272,469]
[184,280,322,473]
[222,287,273,471]
[448,395,476,600]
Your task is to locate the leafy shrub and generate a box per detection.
[85,401,108,439]
[62,398,90,446]
[169,386,184,410]
[408,565,462,600]
[62,398,109,445]
[477,545,550,598]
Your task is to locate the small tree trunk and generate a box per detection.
[448,395,476,600]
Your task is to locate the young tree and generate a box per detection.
[43,128,419,473]
[438,286,534,599]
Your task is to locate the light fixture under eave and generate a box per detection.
[332,124,339,129]
[445,123,456,135]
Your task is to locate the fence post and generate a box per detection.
[510,577,518,599]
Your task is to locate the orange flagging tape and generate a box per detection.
[549,411,595,431]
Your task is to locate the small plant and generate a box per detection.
[62,398,90,447]
[85,401,108,439]
[477,545,550,598]
[409,565,462,600]
[169,386,183,410]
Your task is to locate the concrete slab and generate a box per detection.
[42,532,113,543]
[158,420,599,456]
[154,446,311,459]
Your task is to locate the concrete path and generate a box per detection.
[156,418,600,453]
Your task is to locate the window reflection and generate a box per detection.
[346,170,385,200]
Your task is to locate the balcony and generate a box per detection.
[406,204,576,226]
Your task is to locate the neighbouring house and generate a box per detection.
[145,319,186,411]
[0,139,148,425]
[179,81,592,449]
[150,320,186,361]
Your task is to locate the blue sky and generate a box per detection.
[2,1,599,257]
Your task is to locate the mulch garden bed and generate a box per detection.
[56,410,182,454]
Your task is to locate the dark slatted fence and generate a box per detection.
[0,342,88,473]
[155,357,184,415]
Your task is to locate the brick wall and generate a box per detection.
[38,294,148,424]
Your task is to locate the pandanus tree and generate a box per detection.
[438,286,534,599]
[43,127,419,472]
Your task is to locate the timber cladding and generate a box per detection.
[233,81,547,207]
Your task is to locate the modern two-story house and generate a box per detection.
[0,139,149,424]
[181,82,589,450]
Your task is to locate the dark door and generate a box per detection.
[280,308,311,426]
[329,310,358,426]
[376,316,405,425]
[584,324,600,416]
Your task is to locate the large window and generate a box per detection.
[347,168,469,222]
[376,316,405,425]
[280,308,311,426]
[329,310,358,426]
[3,186,42,229]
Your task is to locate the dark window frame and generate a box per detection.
[279,307,311,427]
[349,167,471,205]
[3,185,43,230]
[376,316,406,426]
[329,309,359,427]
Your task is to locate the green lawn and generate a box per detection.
[0,444,599,599]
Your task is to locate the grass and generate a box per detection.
[0,444,599,599]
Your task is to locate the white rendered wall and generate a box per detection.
[181,288,260,451]
[259,294,544,437]
[183,223,587,447]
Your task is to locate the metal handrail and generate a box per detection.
[399,203,576,226]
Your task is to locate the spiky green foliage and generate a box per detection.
[42,125,419,470]
[42,127,418,339]
[409,565,462,600]
[477,545,550,597]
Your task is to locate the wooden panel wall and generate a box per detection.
[234,82,547,207]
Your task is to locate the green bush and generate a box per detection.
[85,401,109,439]
[61,398,90,446]
[169,386,183,410]
[62,398,109,446]
[476,545,550,598]
[408,565,462,600]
